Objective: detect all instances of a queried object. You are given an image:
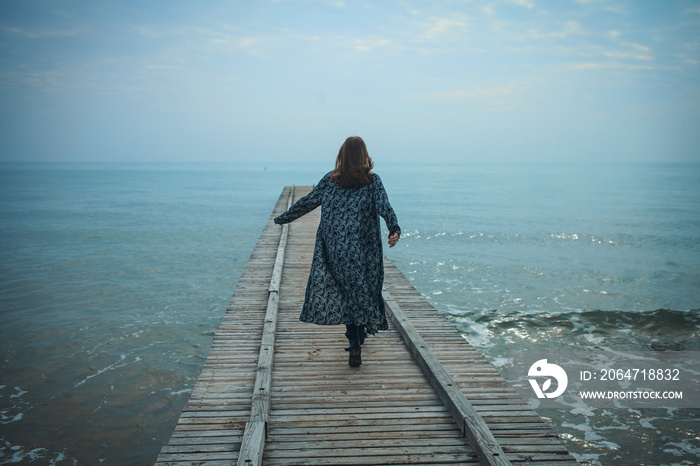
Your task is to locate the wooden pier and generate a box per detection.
[155,186,578,465]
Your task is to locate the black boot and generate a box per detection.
[345,324,367,347]
[358,324,367,346]
[344,324,362,367]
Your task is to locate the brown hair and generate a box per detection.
[331,136,375,189]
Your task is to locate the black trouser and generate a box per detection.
[344,324,366,350]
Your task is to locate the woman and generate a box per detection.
[274,136,400,367]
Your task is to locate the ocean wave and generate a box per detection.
[454,308,700,353]
[397,227,700,255]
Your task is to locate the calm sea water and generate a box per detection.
[1,162,698,465]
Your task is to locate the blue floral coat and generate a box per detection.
[274,172,401,333]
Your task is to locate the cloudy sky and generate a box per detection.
[1,0,699,165]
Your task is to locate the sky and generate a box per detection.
[1,0,699,165]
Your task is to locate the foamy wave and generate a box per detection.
[0,386,29,425]
[460,308,700,354]
[0,440,75,465]
[74,354,128,388]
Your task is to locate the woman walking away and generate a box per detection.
[274,136,401,367]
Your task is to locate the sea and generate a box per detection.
[0,162,698,465]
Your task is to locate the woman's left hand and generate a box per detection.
[388,232,399,248]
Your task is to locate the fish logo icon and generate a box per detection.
[528,359,568,399]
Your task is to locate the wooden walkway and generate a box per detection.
[155,186,578,465]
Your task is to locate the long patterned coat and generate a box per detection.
[274,172,401,333]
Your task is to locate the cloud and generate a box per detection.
[600,30,654,63]
[354,38,389,52]
[236,38,258,48]
[135,24,267,56]
[508,0,535,8]
[604,4,627,14]
[430,83,519,100]
[419,16,468,41]
[0,68,73,94]
[571,62,655,71]
[604,51,652,61]
[677,41,700,65]
[271,0,345,6]
[2,25,84,39]
[211,36,259,49]
[526,21,582,40]
[427,83,523,113]
[626,42,650,52]
[606,29,651,52]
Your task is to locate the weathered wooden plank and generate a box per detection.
[265,437,473,450]
[166,435,240,445]
[259,450,473,466]
[236,186,294,466]
[263,453,479,466]
[235,421,265,465]
[383,290,512,466]
[249,394,269,424]
[268,208,289,293]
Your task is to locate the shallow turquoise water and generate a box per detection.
[1,162,698,465]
